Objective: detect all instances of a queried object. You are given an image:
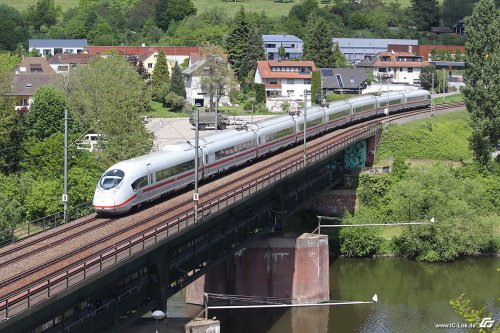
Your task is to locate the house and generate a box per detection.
[12,57,56,111]
[387,44,465,61]
[86,46,201,66]
[29,39,88,57]
[319,68,368,95]
[47,53,97,74]
[356,51,429,85]
[183,59,230,108]
[254,60,317,111]
[332,38,418,63]
[262,35,303,60]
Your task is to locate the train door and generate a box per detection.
[146,163,154,197]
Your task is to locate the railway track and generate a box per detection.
[0,102,463,306]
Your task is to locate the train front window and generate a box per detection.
[100,169,125,189]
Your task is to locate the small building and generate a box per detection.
[262,35,303,60]
[12,57,56,111]
[332,38,418,63]
[183,59,230,108]
[255,60,316,111]
[319,68,368,95]
[29,39,88,57]
[356,51,429,85]
[387,44,465,62]
[47,53,97,74]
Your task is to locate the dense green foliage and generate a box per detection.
[411,0,439,31]
[27,0,61,32]
[442,0,477,27]
[463,0,500,166]
[340,163,498,262]
[375,111,473,162]
[151,49,170,101]
[0,5,29,52]
[68,55,153,165]
[254,83,265,104]
[155,0,196,31]
[170,62,186,98]
[302,13,334,68]
[310,71,321,105]
[21,86,67,141]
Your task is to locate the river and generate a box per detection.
[197,257,499,333]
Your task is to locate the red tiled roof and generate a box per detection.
[47,53,96,64]
[257,60,317,79]
[85,46,203,57]
[359,51,428,68]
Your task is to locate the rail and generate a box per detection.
[0,124,381,322]
[0,202,94,248]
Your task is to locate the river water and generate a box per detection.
[197,257,499,333]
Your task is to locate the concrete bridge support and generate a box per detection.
[186,233,329,305]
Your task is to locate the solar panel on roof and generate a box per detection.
[323,69,333,76]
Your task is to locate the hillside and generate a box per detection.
[1,0,415,16]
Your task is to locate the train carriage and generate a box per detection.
[324,100,352,130]
[378,91,405,115]
[199,129,258,177]
[295,107,327,139]
[250,115,297,156]
[350,95,379,122]
[404,90,431,109]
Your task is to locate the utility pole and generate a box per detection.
[194,108,199,223]
[431,72,435,115]
[63,108,68,223]
[303,89,308,166]
[215,87,218,131]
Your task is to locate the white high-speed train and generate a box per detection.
[93,90,431,214]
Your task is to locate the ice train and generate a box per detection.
[93,90,431,214]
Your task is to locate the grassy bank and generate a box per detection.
[375,110,473,163]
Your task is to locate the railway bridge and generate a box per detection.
[0,124,382,333]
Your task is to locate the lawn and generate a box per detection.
[375,109,473,163]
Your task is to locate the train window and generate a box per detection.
[100,169,125,189]
[215,140,255,160]
[131,175,148,191]
[389,99,402,106]
[156,168,169,181]
[170,160,195,176]
[265,127,294,142]
[328,109,349,121]
[300,118,322,130]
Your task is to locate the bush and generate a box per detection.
[164,92,185,112]
[339,207,384,257]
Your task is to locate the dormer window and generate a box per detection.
[26,83,33,88]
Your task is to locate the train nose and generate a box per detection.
[93,195,116,213]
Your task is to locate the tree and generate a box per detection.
[27,0,61,32]
[450,294,499,332]
[199,45,233,112]
[244,26,265,81]
[410,0,440,31]
[226,7,251,82]
[0,5,29,52]
[278,44,286,60]
[462,0,500,166]
[155,0,196,31]
[170,62,185,98]
[442,0,477,27]
[151,49,170,101]
[310,71,322,105]
[0,192,23,237]
[68,55,153,165]
[419,66,436,91]
[0,53,20,173]
[21,86,66,141]
[332,44,348,68]
[302,13,334,68]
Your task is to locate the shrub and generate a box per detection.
[164,92,185,112]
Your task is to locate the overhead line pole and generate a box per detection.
[63,108,68,223]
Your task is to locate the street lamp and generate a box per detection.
[152,310,165,333]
